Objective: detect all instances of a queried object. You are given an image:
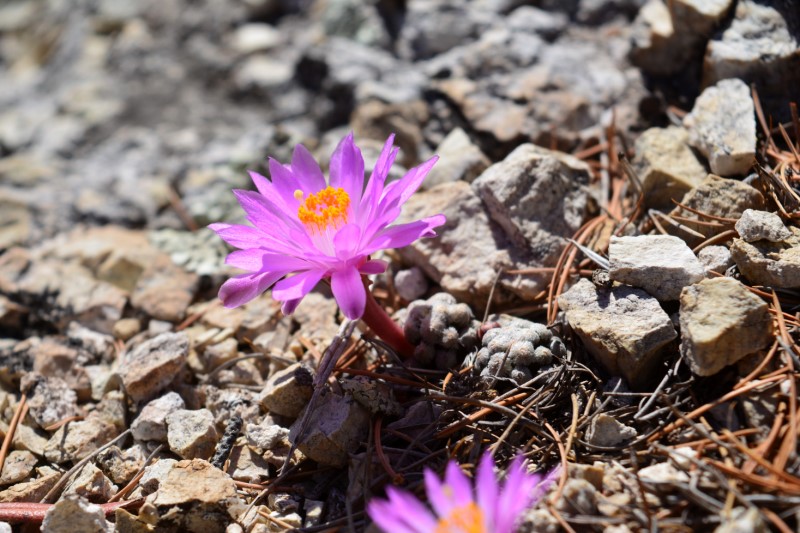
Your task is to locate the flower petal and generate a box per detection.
[209,223,265,249]
[385,486,438,532]
[358,134,398,223]
[219,271,283,308]
[330,266,366,319]
[379,155,438,210]
[281,297,302,315]
[476,452,499,529]
[367,499,420,533]
[443,460,473,509]
[424,467,453,518]
[333,223,362,261]
[495,457,538,533]
[359,259,388,274]
[225,249,312,272]
[364,215,446,255]
[329,132,365,201]
[268,158,305,208]
[271,269,326,302]
[291,144,327,192]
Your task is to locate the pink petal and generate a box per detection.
[424,467,453,518]
[329,132,365,202]
[225,249,312,272]
[364,215,446,255]
[367,499,420,533]
[291,144,327,192]
[330,266,366,319]
[443,460,473,509]
[385,487,438,532]
[476,452,499,529]
[268,158,304,208]
[379,155,438,211]
[333,223,362,260]
[209,223,264,249]
[359,259,388,274]
[219,271,284,308]
[495,457,535,533]
[271,269,326,302]
[358,134,399,223]
[281,297,302,315]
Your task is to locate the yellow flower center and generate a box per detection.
[434,502,486,533]
[296,186,350,232]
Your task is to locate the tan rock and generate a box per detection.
[0,450,37,485]
[679,277,773,376]
[119,332,188,403]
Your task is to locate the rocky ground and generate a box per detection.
[0,0,799,531]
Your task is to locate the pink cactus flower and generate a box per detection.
[367,452,558,533]
[211,133,445,320]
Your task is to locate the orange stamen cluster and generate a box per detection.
[296,186,351,232]
[434,502,486,533]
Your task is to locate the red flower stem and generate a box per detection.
[362,286,414,359]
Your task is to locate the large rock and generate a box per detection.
[421,128,490,189]
[609,235,706,301]
[683,79,756,176]
[631,0,733,76]
[165,409,219,460]
[730,227,800,288]
[147,459,241,533]
[703,0,800,119]
[130,255,199,322]
[41,495,113,533]
[289,390,370,467]
[43,413,118,464]
[399,145,594,310]
[259,363,314,419]
[118,332,188,403]
[679,277,772,376]
[558,279,677,389]
[668,174,764,247]
[734,209,791,243]
[131,392,186,442]
[633,126,707,209]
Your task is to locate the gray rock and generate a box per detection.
[95,445,146,485]
[473,144,593,254]
[317,0,389,47]
[422,128,490,189]
[669,174,764,246]
[245,419,290,451]
[43,413,118,464]
[683,79,756,176]
[131,392,186,442]
[735,209,791,243]
[631,0,732,76]
[679,277,772,376]
[138,458,177,495]
[166,409,219,460]
[234,55,294,90]
[633,126,707,209]
[703,0,800,118]
[471,319,563,384]
[558,279,677,389]
[230,23,282,54]
[0,450,37,485]
[31,341,92,401]
[585,414,636,447]
[609,235,706,301]
[731,228,800,288]
[147,459,241,532]
[119,332,188,403]
[340,376,403,416]
[555,478,597,515]
[403,292,480,370]
[289,390,370,467]
[638,461,689,485]
[41,495,113,533]
[394,267,429,302]
[62,463,117,502]
[20,373,81,429]
[0,199,32,250]
[259,363,314,419]
[698,245,734,275]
